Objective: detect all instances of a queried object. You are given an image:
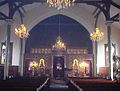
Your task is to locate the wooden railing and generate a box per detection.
[36,78,49,91]
[70,79,83,91]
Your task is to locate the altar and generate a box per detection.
[24,36,93,77]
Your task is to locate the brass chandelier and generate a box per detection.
[52,36,66,50]
[15,24,29,38]
[90,28,104,41]
[47,0,75,10]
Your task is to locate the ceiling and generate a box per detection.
[0,0,120,19]
[0,0,120,29]
[113,0,120,6]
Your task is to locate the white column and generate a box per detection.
[106,20,113,80]
[19,38,23,76]
[4,19,13,80]
[93,41,97,77]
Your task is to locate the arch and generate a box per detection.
[25,14,93,54]
[26,8,94,33]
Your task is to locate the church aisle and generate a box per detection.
[41,78,80,91]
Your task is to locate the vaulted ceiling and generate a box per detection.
[0,0,120,28]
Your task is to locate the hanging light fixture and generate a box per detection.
[15,24,29,38]
[47,0,75,10]
[52,15,66,50]
[90,28,104,41]
[52,36,66,50]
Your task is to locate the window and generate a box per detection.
[105,43,116,66]
[1,42,13,65]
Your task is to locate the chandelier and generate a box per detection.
[90,28,104,41]
[47,0,75,10]
[15,24,29,38]
[52,36,66,50]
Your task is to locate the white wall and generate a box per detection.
[0,21,7,54]
[96,12,120,68]
[23,4,95,33]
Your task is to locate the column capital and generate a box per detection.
[106,20,113,26]
[5,19,14,25]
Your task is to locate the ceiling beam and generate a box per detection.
[0,0,114,22]
[111,1,120,9]
[75,0,103,3]
[111,13,119,22]
[0,0,7,6]
[0,12,9,20]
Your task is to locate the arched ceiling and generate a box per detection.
[25,14,92,53]
[112,0,120,7]
[0,0,120,29]
[0,0,120,18]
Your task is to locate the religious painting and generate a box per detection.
[39,58,45,75]
[39,58,45,68]
[72,59,79,77]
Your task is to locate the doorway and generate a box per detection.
[53,56,64,78]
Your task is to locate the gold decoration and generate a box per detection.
[15,24,29,38]
[72,59,79,70]
[47,0,75,10]
[52,36,66,50]
[39,58,45,68]
[90,28,104,41]
[29,61,38,76]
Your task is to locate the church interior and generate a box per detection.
[0,0,120,91]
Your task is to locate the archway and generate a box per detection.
[24,14,93,76]
[25,14,92,53]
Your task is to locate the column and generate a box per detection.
[19,38,24,76]
[4,19,13,80]
[51,55,53,78]
[95,41,98,76]
[106,21,113,80]
[93,41,97,77]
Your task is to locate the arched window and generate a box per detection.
[1,44,6,64]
